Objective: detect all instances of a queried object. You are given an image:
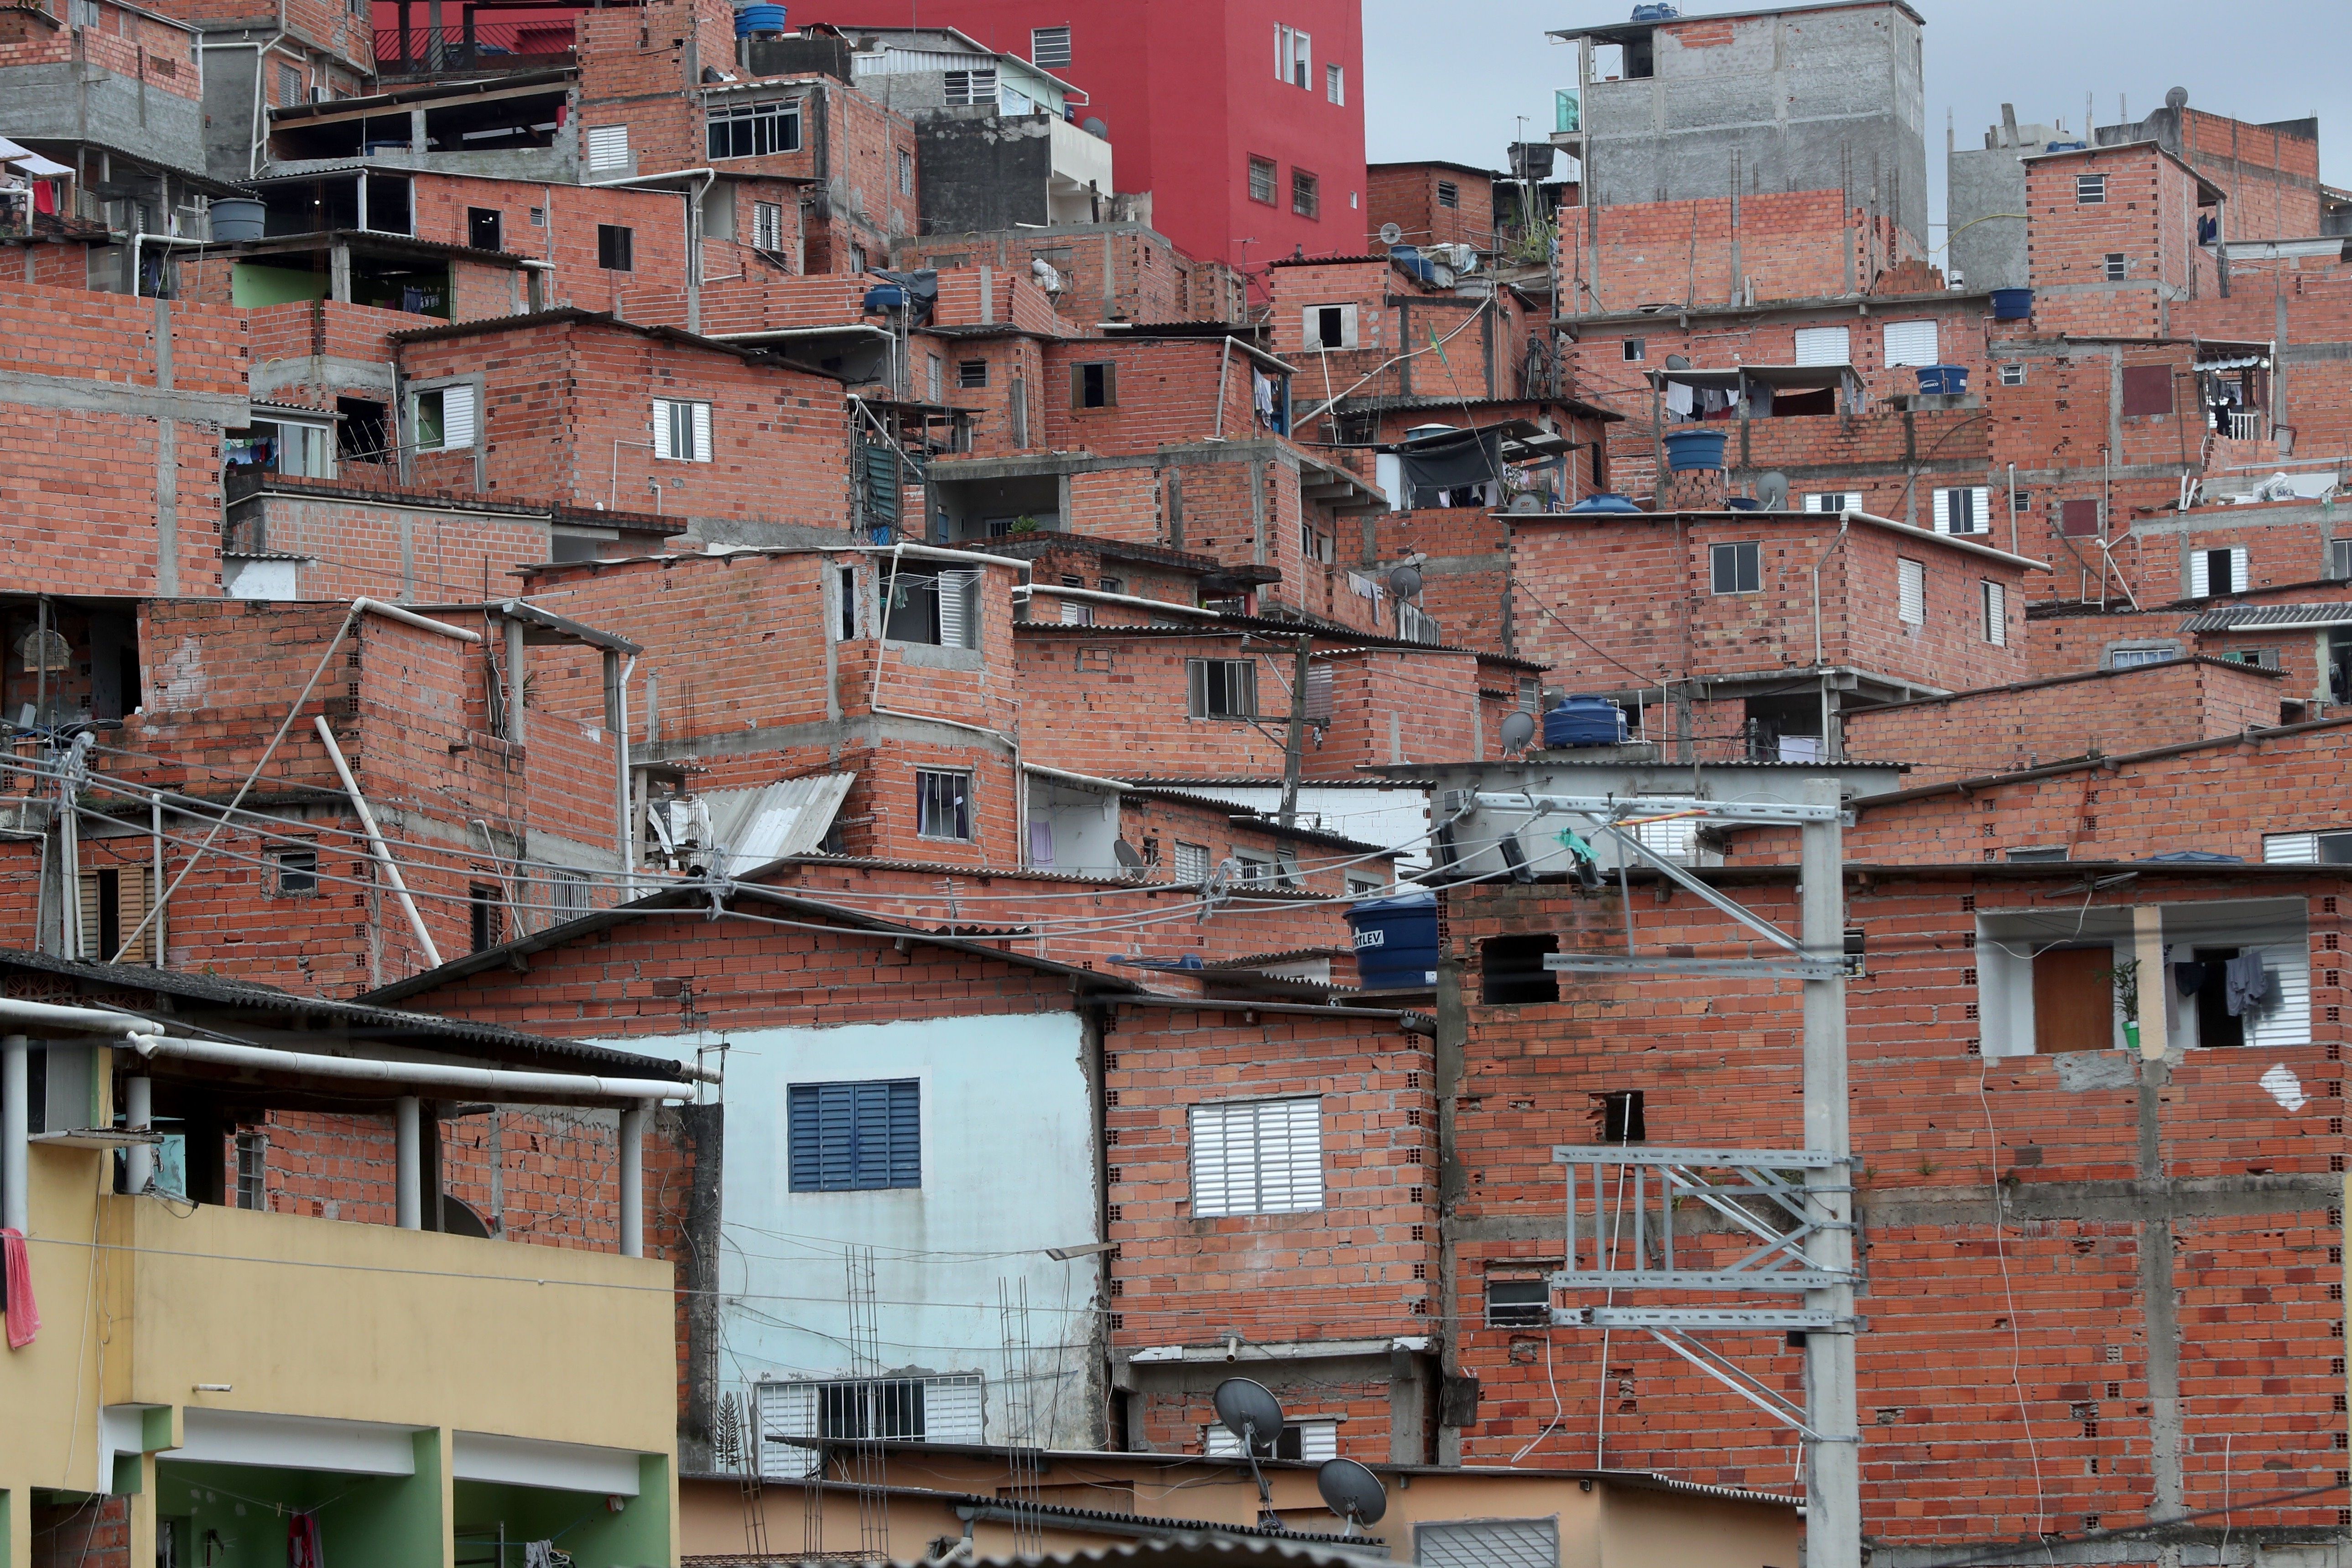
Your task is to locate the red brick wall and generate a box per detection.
[897,228,1189,326]
[1558,189,1924,314]
[2024,146,2217,338]
[0,2,203,98]
[226,488,558,602]
[1367,164,1495,253]
[2178,108,2322,241]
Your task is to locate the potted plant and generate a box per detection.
[2102,957,2143,1051]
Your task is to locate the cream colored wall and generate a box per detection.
[0,1147,111,1500]
[1598,1487,1803,1568]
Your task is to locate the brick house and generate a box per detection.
[1367,161,1499,254]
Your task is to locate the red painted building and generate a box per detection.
[785,0,1367,287]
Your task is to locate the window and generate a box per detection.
[837,565,859,639]
[1932,485,1990,535]
[1981,900,2309,1055]
[1420,1520,1562,1568]
[2264,831,2352,866]
[1304,303,1357,350]
[1436,180,1460,210]
[1191,1096,1322,1216]
[756,1375,981,1477]
[1071,361,1117,409]
[2189,546,2249,598]
[849,244,867,273]
[1792,325,1851,365]
[545,868,589,922]
[1485,1277,1551,1326]
[1206,1420,1338,1461]
[469,885,503,953]
[898,148,915,197]
[1348,873,1385,897]
[597,223,633,271]
[77,867,155,963]
[1275,24,1310,88]
[787,1079,921,1191]
[1326,62,1344,104]
[1897,557,1925,626]
[925,353,942,402]
[652,398,712,463]
[752,200,784,251]
[1981,580,2008,646]
[707,97,801,159]
[272,848,318,896]
[2121,364,2174,416]
[467,207,502,251]
[2104,253,2128,281]
[1030,25,1071,67]
[1481,934,1559,1004]
[2006,846,2072,863]
[1710,540,1761,595]
[1187,658,1257,718]
[2331,538,2352,581]
[1621,338,1645,362]
[942,68,997,106]
[2000,361,2026,387]
[1174,841,1211,883]
[1631,813,1696,862]
[412,384,477,452]
[2106,642,2180,669]
[1234,851,1277,885]
[529,206,546,227]
[916,770,972,840]
[1883,319,1940,367]
[957,358,988,389]
[277,61,301,105]
[1248,156,1278,206]
[1098,576,1123,595]
[586,123,630,172]
[234,1130,266,1210]
[2076,172,2107,204]
[1291,168,1320,220]
[1591,1088,1645,1142]
[885,569,978,648]
[1805,491,1862,514]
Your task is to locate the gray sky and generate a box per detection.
[1361,0,2348,238]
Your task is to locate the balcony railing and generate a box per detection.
[371,22,576,78]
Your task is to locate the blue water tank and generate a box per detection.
[862,284,910,312]
[1568,492,1642,514]
[1662,428,1727,472]
[734,3,785,36]
[1349,892,1439,990]
[1989,287,2034,321]
[2044,140,2086,152]
[1389,244,1438,286]
[1630,2,1679,18]
[1915,364,1969,396]
[1544,696,1628,748]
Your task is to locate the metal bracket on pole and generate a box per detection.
[1552,1146,1858,1291]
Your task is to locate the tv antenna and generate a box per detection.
[1212,1377,1288,1530]
[1315,1458,1389,1537]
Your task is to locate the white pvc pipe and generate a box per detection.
[353,597,483,643]
[128,1034,690,1104]
[2,1034,26,1235]
[312,715,444,969]
[395,1094,421,1231]
[125,1075,153,1194]
[0,996,161,1038]
[619,1101,646,1258]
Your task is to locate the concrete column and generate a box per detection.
[619,1101,646,1258]
[1800,781,1860,1568]
[328,241,352,304]
[2133,905,2168,1058]
[2,1034,27,1235]
[125,1075,153,1194]
[395,1095,421,1230]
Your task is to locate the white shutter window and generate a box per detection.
[1844,490,1864,513]
[1631,814,1696,862]
[440,384,476,449]
[1205,1427,1244,1457]
[1884,319,1940,366]
[1190,1096,1322,1217]
[1806,491,1862,514]
[586,124,630,171]
[2245,943,2312,1049]
[1933,487,1989,535]
[923,1374,985,1441]
[1058,597,1091,625]
[1174,841,1210,883]
[1982,579,2008,645]
[2229,546,2250,594]
[1793,325,1851,365]
[1931,488,1949,533]
[936,569,975,648]
[2188,551,2209,598]
[755,1381,819,1479]
[652,400,676,461]
[2263,833,2321,864]
[1898,557,1925,626]
[692,400,713,462]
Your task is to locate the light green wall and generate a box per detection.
[453,1455,670,1568]
[332,1431,447,1568]
[159,1442,443,1568]
[229,263,329,306]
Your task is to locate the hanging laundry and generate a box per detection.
[2224,950,2274,1018]
[1252,370,1275,423]
[1664,380,1695,419]
[288,1512,325,1568]
[2172,961,2208,999]
[2,1227,35,1348]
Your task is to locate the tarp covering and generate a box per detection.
[1398,429,1505,508]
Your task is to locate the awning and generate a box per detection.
[704,773,856,874]
[2,149,73,177]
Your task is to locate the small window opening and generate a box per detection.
[1590,1089,1646,1143]
[1481,934,1559,1004]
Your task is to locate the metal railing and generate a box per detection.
[371,22,575,76]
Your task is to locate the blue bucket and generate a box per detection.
[1662,428,1726,472]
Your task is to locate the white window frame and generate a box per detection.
[1205,1419,1338,1461]
[706,97,801,160]
[1792,325,1851,366]
[898,147,915,197]
[1304,302,1358,351]
[1897,557,1925,627]
[1932,486,1991,536]
[1190,1096,1323,1217]
[1275,24,1311,89]
[652,397,713,463]
[1173,841,1211,883]
[942,68,998,106]
[1248,156,1278,206]
[1805,491,1862,514]
[412,382,477,452]
[586,123,630,172]
[1326,62,1344,105]
[1188,658,1257,718]
[1981,579,2008,646]
[2104,252,2128,281]
[1883,319,1940,368]
[2076,172,2107,204]
[2264,831,2352,866]
[915,768,973,841]
[752,199,784,251]
[2000,361,2026,387]
[2189,545,2250,598]
[1029,25,1071,68]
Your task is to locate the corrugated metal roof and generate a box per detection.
[2181,602,2352,632]
[702,774,856,873]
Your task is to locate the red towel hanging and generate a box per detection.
[3,1227,38,1349]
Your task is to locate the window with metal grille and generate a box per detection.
[1932,486,1990,535]
[942,68,997,105]
[469,885,502,953]
[2077,173,2107,204]
[752,200,784,251]
[597,223,633,271]
[915,770,971,840]
[1710,540,1761,594]
[586,123,629,171]
[1248,156,1277,205]
[1205,1419,1337,1460]
[2104,253,2128,281]
[707,97,801,159]
[1188,658,1257,717]
[235,1130,266,1210]
[1485,1277,1550,1327]
[1291,168,1320,220]
[272,848,318,897]
[788,1079,921,1190]
[547,868,588,922]
[652,398,712,462]
[898,148,915,197]
[1981,580,2008,646]
[1325,62,1343,104]
[958,358,988,389]
[1030,25,1071,66]
[1173,841,1211,883]
[1436,180,1459,209]
[1190,1096,1322,1216]
[1897,557,1925,626]
[755,1375,981,1478]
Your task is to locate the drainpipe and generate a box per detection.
[1810,511,1855,761]
[125,1074,153,1194]
[619,1101,647,1257]
[395,1094,421,1230]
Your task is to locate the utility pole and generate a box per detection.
[1278,633,1312,828]
[1800,775,1860,1568]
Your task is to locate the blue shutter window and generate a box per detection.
[789,1080,921,1191]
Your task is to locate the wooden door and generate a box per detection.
[2034,946,2114,1053]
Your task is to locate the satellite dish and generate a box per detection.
[1499,710,1537,753]
[1083,117,1109,138]
[1664,353,1691,371]
[1213,1377,1287,1448]
[1756,472,1790,511]
[1379,222,1403,246]
[2165,86,2188,110]
[1507,492,1546,513]
[1316,1459,1389,1534]
[1113,839,1145,869]
[1386,564,1423,600]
